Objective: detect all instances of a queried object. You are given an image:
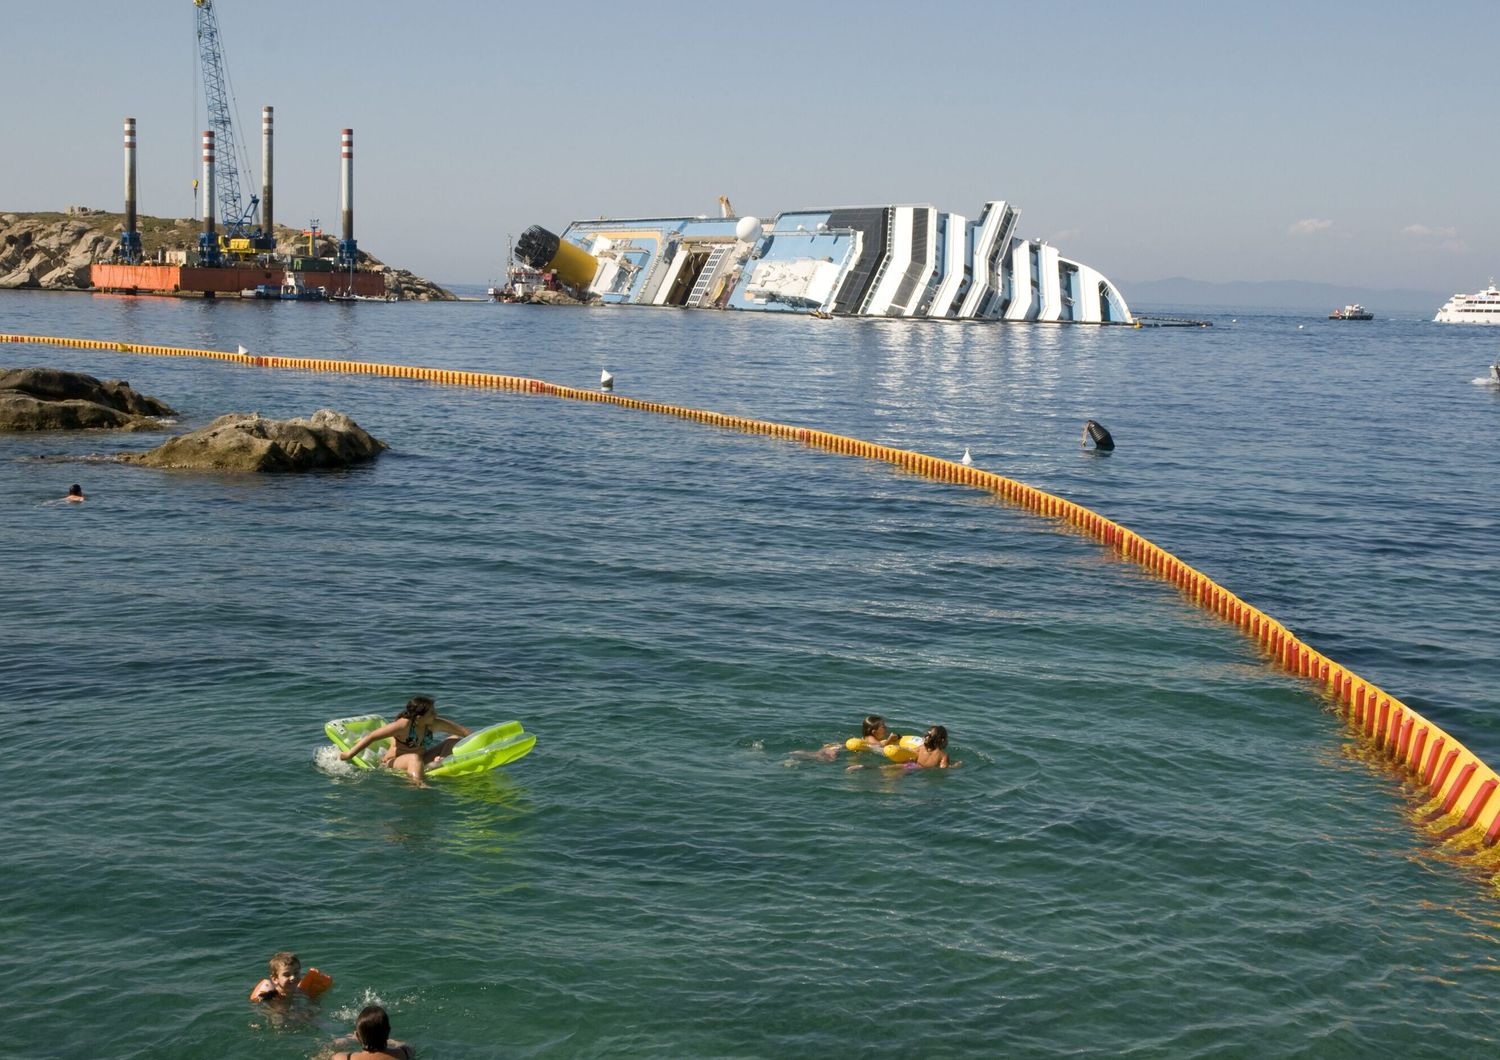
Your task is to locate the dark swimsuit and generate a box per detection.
[394,719,438,754]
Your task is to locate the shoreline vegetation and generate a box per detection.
[0,209,454,300]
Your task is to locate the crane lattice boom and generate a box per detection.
[193,0,256,234]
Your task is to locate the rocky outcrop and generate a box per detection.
[0,368,175,431]
[0,211,455,300]
[364,260,452,301]
[123,409,387,472]
[0,214,117,290]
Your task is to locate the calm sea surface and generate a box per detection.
[2,290,1498,1058]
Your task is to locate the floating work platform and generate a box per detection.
[90,263,385,299]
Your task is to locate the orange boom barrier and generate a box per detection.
[6,330,1498,868]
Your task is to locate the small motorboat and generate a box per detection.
[1329,304,1373,320]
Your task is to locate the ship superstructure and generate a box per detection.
[513,200,1132,324]
[1434,280,1500,324]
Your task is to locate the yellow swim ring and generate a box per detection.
[882,734,925,763]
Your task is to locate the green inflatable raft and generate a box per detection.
[325,715,536,778]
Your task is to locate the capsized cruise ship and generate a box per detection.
[1434,279,1500,324]
[512,199,1133,324]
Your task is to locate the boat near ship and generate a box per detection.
[242,271,327,301]
[1434,280,1500,324]
[1330,304,1373,320]
[510,198,1133,324]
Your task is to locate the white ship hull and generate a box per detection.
[1434,280,1500,324]
[512,199,1134,324]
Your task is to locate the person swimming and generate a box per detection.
[853,714,898,752]
[791,714,900,763]
[331,1004,414,1059]
[910,725,956,769]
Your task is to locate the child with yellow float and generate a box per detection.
[809,714,957,768]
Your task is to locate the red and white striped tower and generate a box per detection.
[337,128,357,267]
[198,130,221,265]
[202,131,216,232]
[120,118,141,262]
[260,106,274,241]
[340,128,353,241]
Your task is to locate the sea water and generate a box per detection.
[2,291,1498,1057]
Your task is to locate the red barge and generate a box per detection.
[90,263,384,298]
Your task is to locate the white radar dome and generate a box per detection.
[591,236,614,255]
[735,216,762,242]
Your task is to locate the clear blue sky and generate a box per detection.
[6,1,1495,290]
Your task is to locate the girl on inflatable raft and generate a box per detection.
[339,695,470,786]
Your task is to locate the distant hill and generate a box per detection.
[1120,277,1448,314]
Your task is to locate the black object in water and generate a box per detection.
[1084,420,1115,450]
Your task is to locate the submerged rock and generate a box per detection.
[124,409,387,472]
[0,367,176,431]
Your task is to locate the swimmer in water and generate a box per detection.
[792,714,899,762]
[250,951,331,1004]
[64,484,84,502]
[339,695,471,787]
[910,725,956,769]
[330,1004,414,1060]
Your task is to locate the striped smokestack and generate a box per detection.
[337,128,357,267]
[119,118,141,263]
[198,130,221,267]
[261,107,273,239]
[340,128,353,244]
[202,130,216,234]
[123,118,137,236]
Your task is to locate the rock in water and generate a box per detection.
[124,409,387,472]
[0,367,176,431]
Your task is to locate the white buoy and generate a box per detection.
[961,446,973,466]
[237,344,248,356]
[600,369,614,391]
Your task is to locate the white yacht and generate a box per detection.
[1434,279,1500,324]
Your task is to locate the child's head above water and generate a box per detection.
[250,951,302,1003]
[267,951,300,992]
[862,714,887,738]
[923,725,948,750]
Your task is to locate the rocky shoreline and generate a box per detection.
[1,368,386,472]
[0,209,454,301]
